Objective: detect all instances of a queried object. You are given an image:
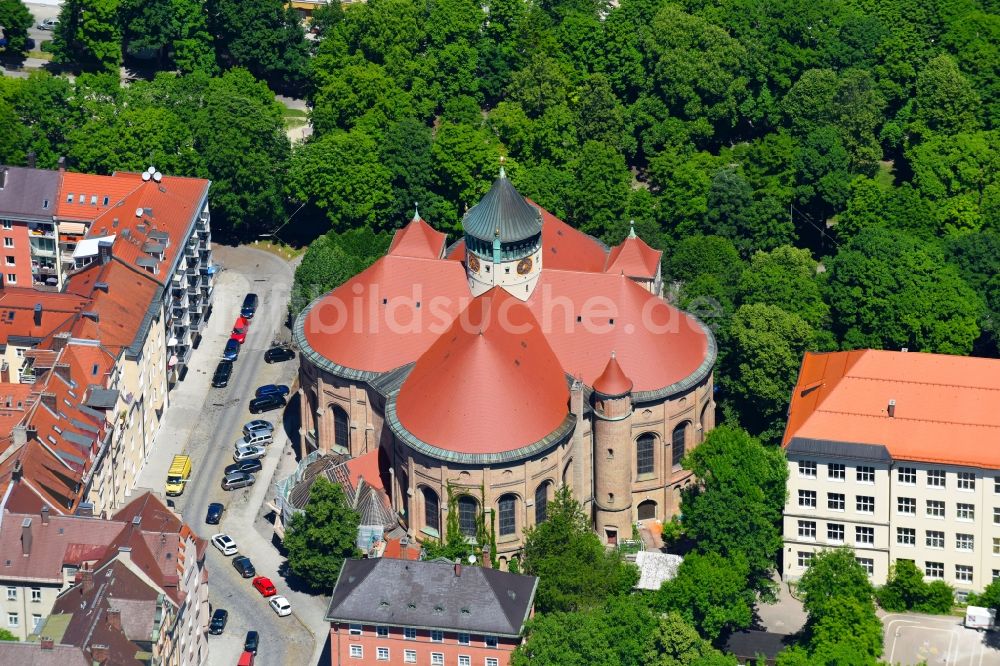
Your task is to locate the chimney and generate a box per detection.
[26,151,36,169]
[106,608,121,631]
[482,544,492,569]
[33,303,42,326]
[13,425,27,447]
[39,637,54,650]
[888,399,896,418]
[57,156,66,172]
[40,506,49,525]
[117,546,132,563]
[50,332,70,352]
[11,459,22,481]
[94,281,109,293]
[91,644,109,663]
[81,568,94,594]
[21,517,32,556]
[53,363,70,383]
[40,392,56,412]
[454,559,461,577]
[97,239,113,265]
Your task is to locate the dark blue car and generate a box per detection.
[223,338,240,361]
[205,502,224,525]
[254,384,290,399]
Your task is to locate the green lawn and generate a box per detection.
[282,107,308,130]
[876,160,896,190]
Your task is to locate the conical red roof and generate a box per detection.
[605,229,662,278]
[388,216,447,259]
[394,288,569,456]
[592,352,633,396]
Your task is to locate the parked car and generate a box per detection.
[233,445,266,462]
[37,17,58,30]
[223,339,240,362]
[231,316,250,344]
[205,502,224,525]
[252,576,277,597]
[237,650,255,666]
[254,384,290,399]
[244,631,259,655]
[211,534,238,556]
[269,596,292,617]
[211,360,233,388]
[224,460,262,476]
[241,293,259,319]
[242,420,274,438]
[249,395,285,414]
[221,471,255,490]
[264,346,295,363]
[235,429,272,448]
[232,556,255,578]
[209,608,228,635]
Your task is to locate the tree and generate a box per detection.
[170,0,217,74]
[645,612,738,666]
[797,548,874,617]
[657,552,754,641]
[522,486,639,613]
[945,231,1000,352]
[877,559,953,614]
[0,628,15,641]
[824,227,983,354]
[736,245,830,332]
[283,477,360,591]
[680,426,787,597]
[0,0,33,53]
[566,140,631,242]
[290,227,391,316]
[968,577,1000,611]
[53,0,122,72]
[912,54,982,136]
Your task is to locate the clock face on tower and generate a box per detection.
[468,255,480,272]
[517,257,533,275]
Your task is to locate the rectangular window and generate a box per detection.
[926,531,944,549]
[349,624,362,636]
[3,238,12,248]
[994,570,1000,581]
[4,256,13,266]
[798,461,817,478]
[431,654,444,666]
[1,220,10,229]
[5,587,14,601]
[6,273,15,284]
[827,523,845,543]
[431,630,443,643]
[31,614,41,632]
[897,497,916,514]
[798,520,816,540]
[797,551,814,568]
[957,533,975,551]
[856,558,874,575]
[993,537,1000,555]
[376,626,388,637]
[957,503,975,520]
[856,495,875,513]
[898,467,917,484]
[376,647,390,661]
[956,565,973,583]
[349,645,363,659]
[459,657,471,666]
[827,493,845,511]
[486,660,499,666]
[897,527,916,546]
[928,470,946,487]
[856,466,875,483]
[995,477,1000,494]
[927,500,945,518]
[828,463,845,480]
[485,636,498,648]
[926,562,944,579]
[404,627,417,640]
[856,526,874,545]
[65,193,73,203]
[7,613,17,627]
[958,472,976,491]
[30,588,40,603]
[994,507,1000,525]
[798,490,817,508]
[458,632,470,645]
[404,650,417,663]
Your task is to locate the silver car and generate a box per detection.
[242,420,274,438]
[221,471,255,490]
[233,445,266,462]
[37,18,58,30]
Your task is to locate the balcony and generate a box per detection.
[32,263,58,276]
[28,223,55,239]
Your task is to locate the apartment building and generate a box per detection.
[326,558,538,666]
[0,165,61,291]
[0,492,208,662]
[782,349,1000,596]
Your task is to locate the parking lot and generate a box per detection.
[884,613,1000,665]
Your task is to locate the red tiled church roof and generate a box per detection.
[592,352,633,397]
[388,217,447,259]
[395,289,570,456]
[605,230,661,279]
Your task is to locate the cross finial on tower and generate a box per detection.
[499,155,506,179]
[412,202,420,222]
[611,350,616,359]
[628,220,636,238]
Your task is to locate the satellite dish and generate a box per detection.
[153,171,162,182]
[135,208,144,218]
[147,166,156,174]
[467,554,476,564]
[141,172,151,181]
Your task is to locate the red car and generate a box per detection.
[252,576,276,597]
[230,316,250,344]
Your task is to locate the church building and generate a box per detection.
[293,171,716,563]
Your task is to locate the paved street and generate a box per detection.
[884,613,1000,665]
[133,245,329,666]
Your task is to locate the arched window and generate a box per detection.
[637,499,657,520]
[498,494,517,537]
[534,482,550,524]
[422,488,439,534]
[636,434,655,475]
[672,422,689,469]
[700,401,712,432]
[457,495,478,537]
[333,405,349,450]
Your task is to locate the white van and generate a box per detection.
[235,430,273,448]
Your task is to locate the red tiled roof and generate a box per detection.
[0,384,35,434]
[0,510,122,582]
[56,173,140,222]
[344,449,384,492]
[783,350,1000,469]
[388,217,448,259]
[605,234,661,279]
[396,289,570,455]
[301,254,470,374]
[382,537,421,561]
[533,203,608,273]
[592,352,633,396]
[0,288,88,343]
[66,259,160,351]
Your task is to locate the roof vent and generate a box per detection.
[95,282,109,293]
[887,399,896,418]
[81,312,99,323]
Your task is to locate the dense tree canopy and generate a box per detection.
[283,477,360,590]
